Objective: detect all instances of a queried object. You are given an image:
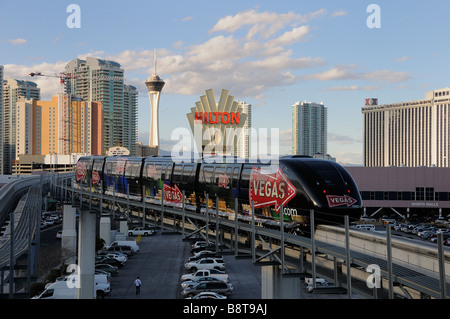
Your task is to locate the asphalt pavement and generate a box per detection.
[106,231,365,300]
[108,231,263,299]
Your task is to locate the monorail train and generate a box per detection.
[75,155,363,233]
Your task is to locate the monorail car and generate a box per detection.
[75,155,363,231]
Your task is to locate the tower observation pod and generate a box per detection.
[145,52,165,154]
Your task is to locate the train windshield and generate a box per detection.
[303,161,347,187]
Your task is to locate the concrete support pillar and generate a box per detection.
[120,220,128,236]
[77,210,96,299]
[61,205,77,265]
[261,266,300,299]
[99,215,111,245]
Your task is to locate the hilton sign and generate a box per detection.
[194,111,240,124]
[186,89,248,155]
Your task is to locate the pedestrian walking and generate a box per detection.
[134,276,142,295]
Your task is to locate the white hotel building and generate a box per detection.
[362,87,450,167]
[292,101,327,157]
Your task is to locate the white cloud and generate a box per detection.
[307,65,359,81]
[8,38,27,45]
[331,10,348,17]
[210,8,325,39]
[308,65,412,84]
[268,25,310,46]
[362,70,412,83]
[3,61,69,98]
[324,85,380,91]
[395,56,410,62]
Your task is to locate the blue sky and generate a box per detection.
[1,1,449,164]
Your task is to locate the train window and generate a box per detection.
[145,163,157,179]
[161,164,166,181]
[214,167,225,185]
[125,162,133,177]
[105,162,112,174]
[154,164,162,180]
[183,165,194,183]
[225,167,232,186]
[202,166,214,185]
[110,162,117,175]
[93,160,102,171]
[131,163,141,177]
[232,167,240,188]
[240,167,252,189]
[166,164,172,182]
[173,165,183,183]
[116,160,127,175]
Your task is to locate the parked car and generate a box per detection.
[185,258,226,272]
[181,276,232,289]
[191,241,213,248]
[95,264,119,276]
[191,242,216,253]
[96,257,125,268]
[181,280,232,298]
[181,269,229,282]
[56,230,62,239]
[98,245,134,257]
[128,227,155,236]
[188,251,222,262]
[186,292,228,299]
[420,230,435,240]
[104,252,127,263]
[104,240,140,253]
[430,234,450,243]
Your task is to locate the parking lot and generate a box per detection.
[104,230,367,300]
[107,232,262,299]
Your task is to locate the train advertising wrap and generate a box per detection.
[76,160,87,182]
[249,167,297,213]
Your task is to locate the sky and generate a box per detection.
[1,0,450,165]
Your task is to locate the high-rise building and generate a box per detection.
[2,78,40,174]
[15,97,34,158]
[362,87,450,167]
[124,84,138,156]
[0,66,3,173]
[64,57,137,154]
[235,101,251,158]
[292,101,327,157]
[14,95,102,158]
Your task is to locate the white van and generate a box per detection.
[32,274,111,299]
[105,240,140,252]
[352,224,375,231]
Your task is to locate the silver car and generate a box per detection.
[181,281,232,298]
